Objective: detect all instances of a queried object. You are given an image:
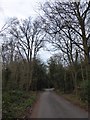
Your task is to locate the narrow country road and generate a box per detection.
[31,89,88,118]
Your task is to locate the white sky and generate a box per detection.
[0,0,47,25]
[0,0,53,63]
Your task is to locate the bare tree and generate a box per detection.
[0,18,19,36]
[40,0,90,64]
[7,17,45,90]
[39,0,90,95]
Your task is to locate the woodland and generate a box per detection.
[0,1,90,118]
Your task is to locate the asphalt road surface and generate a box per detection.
[31,89,88,118]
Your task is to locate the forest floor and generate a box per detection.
[55,90,88,112]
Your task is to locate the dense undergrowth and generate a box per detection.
[2,90,37,119]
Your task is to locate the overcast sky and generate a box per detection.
[0,0,54,63]
[0,0,47,25]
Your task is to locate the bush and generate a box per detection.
[2,90,36,119]
[79,80,89,103]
